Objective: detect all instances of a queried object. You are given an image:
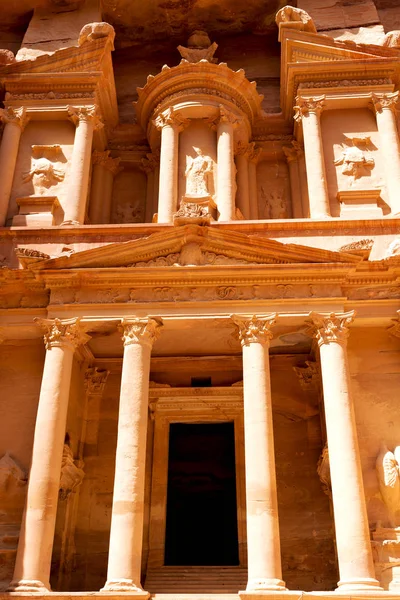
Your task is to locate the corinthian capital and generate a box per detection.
[283,145,298,163]
[68,106,104,130]
[305,311,355,346]
[120,317,163,348]
[153,108,189,132]
[140,151,160,173]
[84,366,109,395]
[92,150,122,175]
[0,107,29,131]
[231,314,276,347]
[247,142,262,163]
[370,92,399,113]
[294,95,325,122]
[35,317,91,350]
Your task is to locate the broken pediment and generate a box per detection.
[28,225,361,272]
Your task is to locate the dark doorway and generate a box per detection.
[164,422,239,566]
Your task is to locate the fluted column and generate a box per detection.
[216,107,239,221]
[294,96,330,219]
[64,106,104,225]
[231,314,286,592]
[154,109,187,223]
[371,93,400,215]
[306,312,381,592]
[283,144,303,218]
[102,317,163,594]
[248,143,261,220]
[89,151,122,224]
[9,318,90,592]
[0,107,29,227]
[235,141,251,219]
[141,153,159,223]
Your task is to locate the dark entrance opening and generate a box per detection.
[164,422,239,566]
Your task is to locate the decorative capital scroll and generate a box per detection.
[0,107,29,131]
[370,92,399,114]
[247,142,262,164]
[293,360,320,391]
[282,145,298,164]
[235,140,254,159]
[67,106,104,130]
[119,317,163,348]
[293,95,325,122]
[153,107,189,132]
[140,152,160,174]
[92,150,122,175]
[84,367,109,395]
[230,314,276,347]
[207,105,242,131]
[34,317,91,350]
[388,311,400,339]
[305,311,355,346]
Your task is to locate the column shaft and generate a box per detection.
[308,312,381,592]
[145,170,154,223]
[248,161,258,220]
[157,125,179,222]
[295,97,330,218]
[217,120,236,221]
[283,145,303,218]
[103,318,162,594]
[0,108,28,227]
[9,319,89,592]
[236,150,250,219]
[89,151,121,225]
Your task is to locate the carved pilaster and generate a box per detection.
[34,317,90,350]
[0,107,29,131]
[231,314,276,346]
[305,311,355,347]
[92,150,122,175]
[67,106,104,130]
[370,92,399,114]
[153,107,189,132]
[119,317,163,348]
[84,366,109,396]
[294,95,326,122]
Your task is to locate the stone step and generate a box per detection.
[145,568,247,594]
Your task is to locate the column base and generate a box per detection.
[7,579,51,593]
[244,578,287,592]
[100,579,149,596]
[336,577,383,593]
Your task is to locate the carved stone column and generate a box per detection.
[0,108,29,227]
[216,107,239,221]
[371,93,400,215]
[102,317,163,594]
[231,314,286,592]
[235,141,251,219]
[283,144,303,218]
[89,150,122,224]
[306,312,381,592]
[294,96,330,218]
[154,109,187,223]
[248,143,261,220]
[141,153,159,224]
[9,318,90,592]
[64,106,104,225]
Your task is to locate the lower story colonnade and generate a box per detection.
[8,312,383,596]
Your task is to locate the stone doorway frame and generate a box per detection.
[147,385,246,568]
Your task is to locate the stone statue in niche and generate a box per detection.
[260,187,288,219]
[185,148,213,197]
[23,145,65,195]
[334,136,375,182]
[376,443,400,527]
[116,201,142,223]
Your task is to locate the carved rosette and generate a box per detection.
[84,367,109,396]
[67,106,104,130]
[294,95,326,122]
[371,92,399,114]
[231,314,276,347]
[0,107,29,131]
[92,150,122,176]
[35,317,91,351]
[119,317,163,348]
[153,107,189,132]
[305,311,355,347]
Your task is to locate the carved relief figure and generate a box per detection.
[275,6,317,33]
[376,443,400,527]
[59,443,85,501]
[116,202,142,223]
[260,187,288,219]
[334,146,375,181]
[185,148,213,197]
[23,158,64,193]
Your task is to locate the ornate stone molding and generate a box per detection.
[92,150,122,175]
[305,311,355,346]
[67,106,104,130]
[153,107,189,132]
[84,366,109,396]
[230,314,276,347]
[371,92,399,114]
[293,360,320,391]
[34,317,91,350]
[119,317,163,348]
[0,107,29,131]
[294,95,326,122]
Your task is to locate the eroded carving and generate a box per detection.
[376,443,400,527]
[78,22,115,49]
[0,453,26,492]
[294,96,325,122]
[0,107,29,131]
[293,361,320,391]
[59,444,85,501]
[275,6,317,34]
[177,30,218,64]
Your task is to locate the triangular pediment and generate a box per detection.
[28,225,361,272]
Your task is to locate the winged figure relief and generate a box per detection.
[376,443,400,527]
